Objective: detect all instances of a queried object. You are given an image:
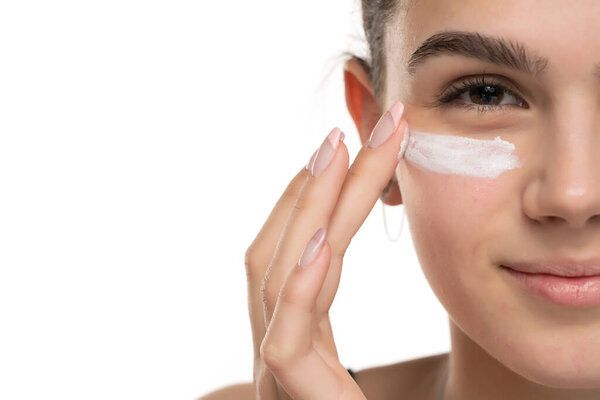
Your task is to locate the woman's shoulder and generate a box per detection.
[198,382,254,400]
[198,352,449,400]
[351,352,449,400]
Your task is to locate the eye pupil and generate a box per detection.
[469,85,503,105]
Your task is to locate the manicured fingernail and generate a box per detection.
[368,101,404,149]
[306,148,318,171]
[298,227,327,267]
[307,127,344,177]
[398,124,410,160]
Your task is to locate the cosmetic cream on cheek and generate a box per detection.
[398,128,524,178]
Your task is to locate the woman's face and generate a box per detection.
[390,0,600,387]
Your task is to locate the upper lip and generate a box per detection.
[501,257,600,277]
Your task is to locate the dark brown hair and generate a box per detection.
[359,0,402,103]
[339,0,410,106]
[351,0,409,196]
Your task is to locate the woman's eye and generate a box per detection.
[436,77,527,114]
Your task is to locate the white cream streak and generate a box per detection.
[398,128,524,178]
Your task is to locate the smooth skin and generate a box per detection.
[203,0,600,398]
[200,58,448,400]
[246,99,410,399]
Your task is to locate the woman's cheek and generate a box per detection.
[396,127,524,309]
[398,160,513,316]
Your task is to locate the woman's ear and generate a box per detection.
[343,57,403,206]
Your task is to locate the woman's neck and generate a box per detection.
[445,319,600,400]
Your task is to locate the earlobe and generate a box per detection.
[380,174,403,206]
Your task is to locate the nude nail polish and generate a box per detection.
[298,227,327,267]
[368,101,404,149]
[307,127,344,177]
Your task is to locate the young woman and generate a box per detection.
[202,0,600,399]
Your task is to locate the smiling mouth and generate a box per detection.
[500,265,600,307]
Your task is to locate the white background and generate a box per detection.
[0,1,449,399]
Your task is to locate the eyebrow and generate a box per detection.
[407,30,550,77]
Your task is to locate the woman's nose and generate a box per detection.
[522,123,600,229]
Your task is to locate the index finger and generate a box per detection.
[327,105,407,255]
[315,103,407,312]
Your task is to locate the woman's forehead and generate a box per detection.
[392,0,600,79]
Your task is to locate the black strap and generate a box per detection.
[346,368,356,381]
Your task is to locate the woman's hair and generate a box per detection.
[357,0,401,103]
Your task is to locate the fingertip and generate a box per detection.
[280,233,330,311]
[293,231,331,296]
[298,227,327,268]
[389,100,405,128]
[398,122,410,160]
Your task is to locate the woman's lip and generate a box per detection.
[500,265,600,307]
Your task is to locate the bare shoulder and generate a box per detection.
[351,352,449,400]
[197,382,254,400]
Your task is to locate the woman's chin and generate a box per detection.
[449,276,600,390]
[507,353,600,389]
[489,328,600,389]
[495,282,600,388]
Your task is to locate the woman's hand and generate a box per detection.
[244,101,406,399]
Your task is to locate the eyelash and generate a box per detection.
[435,75,527,114]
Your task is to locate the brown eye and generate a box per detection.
[458,83,523,108]
[468,85,504,106]
[436,75,527,113]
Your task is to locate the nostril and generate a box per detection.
[538,215,561,224]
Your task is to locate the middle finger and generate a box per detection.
[262,126,348,325]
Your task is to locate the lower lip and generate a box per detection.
[501,265,600,307]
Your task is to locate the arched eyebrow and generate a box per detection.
[407,30,551,77]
